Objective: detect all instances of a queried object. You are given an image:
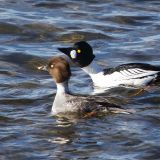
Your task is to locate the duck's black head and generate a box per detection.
[58,41,95,67]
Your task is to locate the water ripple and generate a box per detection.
[0,0,160,159]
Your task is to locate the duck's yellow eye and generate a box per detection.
[77,49,81,53]
[50,64,54,68]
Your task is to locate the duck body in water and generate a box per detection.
[38,57,134,116]
[58,41,160,89]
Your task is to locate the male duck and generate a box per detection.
[58,41,160,88]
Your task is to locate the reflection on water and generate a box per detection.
[0,0,160,159]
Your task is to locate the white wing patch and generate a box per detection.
[108,68,158,81]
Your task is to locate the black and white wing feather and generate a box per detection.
[103,63,160,81]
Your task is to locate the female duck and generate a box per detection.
[39,57,133,116]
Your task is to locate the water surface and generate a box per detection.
[0,0,160,159]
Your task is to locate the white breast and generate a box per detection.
[51,93,80,115]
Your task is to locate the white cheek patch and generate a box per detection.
[70,50,77,59]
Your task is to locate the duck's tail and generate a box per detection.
[109,107,136,114]
[154,72,160,84]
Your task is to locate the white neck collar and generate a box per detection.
[56,81,69,94]
[52,81,69,115]
[82,59,102,75]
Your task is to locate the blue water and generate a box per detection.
[0,0,160,159]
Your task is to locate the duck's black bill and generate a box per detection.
[58,47,73,56]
